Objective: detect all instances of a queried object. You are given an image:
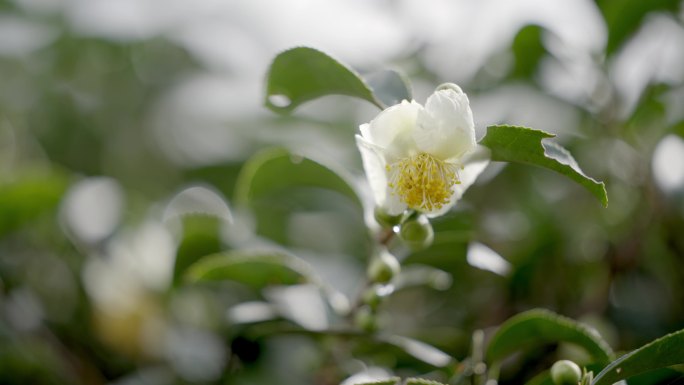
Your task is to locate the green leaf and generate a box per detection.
[486,309,614,365]
[405,378,448,385]
[365,69,412,108]
[525,371,554,385]
[185,251,312,289]
[596,0,681,55]
[0,170,69,236]
[591,328,684,385]
[236,148,361,208]
[235,148,367,256]
[381,335,453,368]
[480,125,608,207]
[265,47,386,113]
[354,377,401,385]
[511,25,546,79]
[173,214,223,286]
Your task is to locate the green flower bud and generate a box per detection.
[354,306,377,332]
[399,214,434,251]
[550,360,582,385]
[374,207,403,228]
[367,249,400,284]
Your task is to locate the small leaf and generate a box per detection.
[185,251,312,289]
[265,47,385,113]
[405,378,448,385]
[365,69,412,107]
[354,377,401,385]
[480,125,608,206]
[486,309,614,365]
[591,328,684,385]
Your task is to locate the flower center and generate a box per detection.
[388,153,460,212]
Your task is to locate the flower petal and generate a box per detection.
[424,145,490,217]
[361,100,422,162]
[414,86,476,160]
[355,135,407,215]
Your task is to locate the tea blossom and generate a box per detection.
[356,84,490,217]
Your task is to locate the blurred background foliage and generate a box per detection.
[1,0,684,384]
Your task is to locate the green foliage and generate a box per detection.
[591,328,684,385]
[235,148,367,255]
[173,215,223,285]
[185,251,312,289]
[486,309,614,365]
[511,25,546,79]
[0,170,69,236]
[265,47,390,113]
[404,378,447,385]
[480,125,608,207]
[236,148,361,208]
[354,377,401,385]
[596,0,681,54]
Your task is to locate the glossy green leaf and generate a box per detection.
[186,251,312,289]
[265,47,385,113]
[480,125,608,206]
[592,328,684,385]
[486,309,614,365]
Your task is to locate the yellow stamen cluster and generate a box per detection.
[388,153,460,212]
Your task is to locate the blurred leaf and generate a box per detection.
[591,328,684,385]
[264,47,385,113]
[525,371,554,385]
[480,125,608,207]
[381,335,453,368]
[236,148,361,208]
[403,210,473,271]
[365,70,412,107]
[235,148,367,255]
[173,215,223,285]
[670,120,684,138]
[511,25,546,79]
[186,251,312,289]
[0,170,69,236]
[405,378,447,385]
[486,309,614,365]
[354,378,401,385]
[597,0,681,55]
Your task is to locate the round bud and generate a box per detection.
[367,249,400,284]
[550,360,582,385]
[354,306,377,332]
[399,214,434,251]
[374,207,403,228]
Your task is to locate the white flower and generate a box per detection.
[356,83,490,217]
